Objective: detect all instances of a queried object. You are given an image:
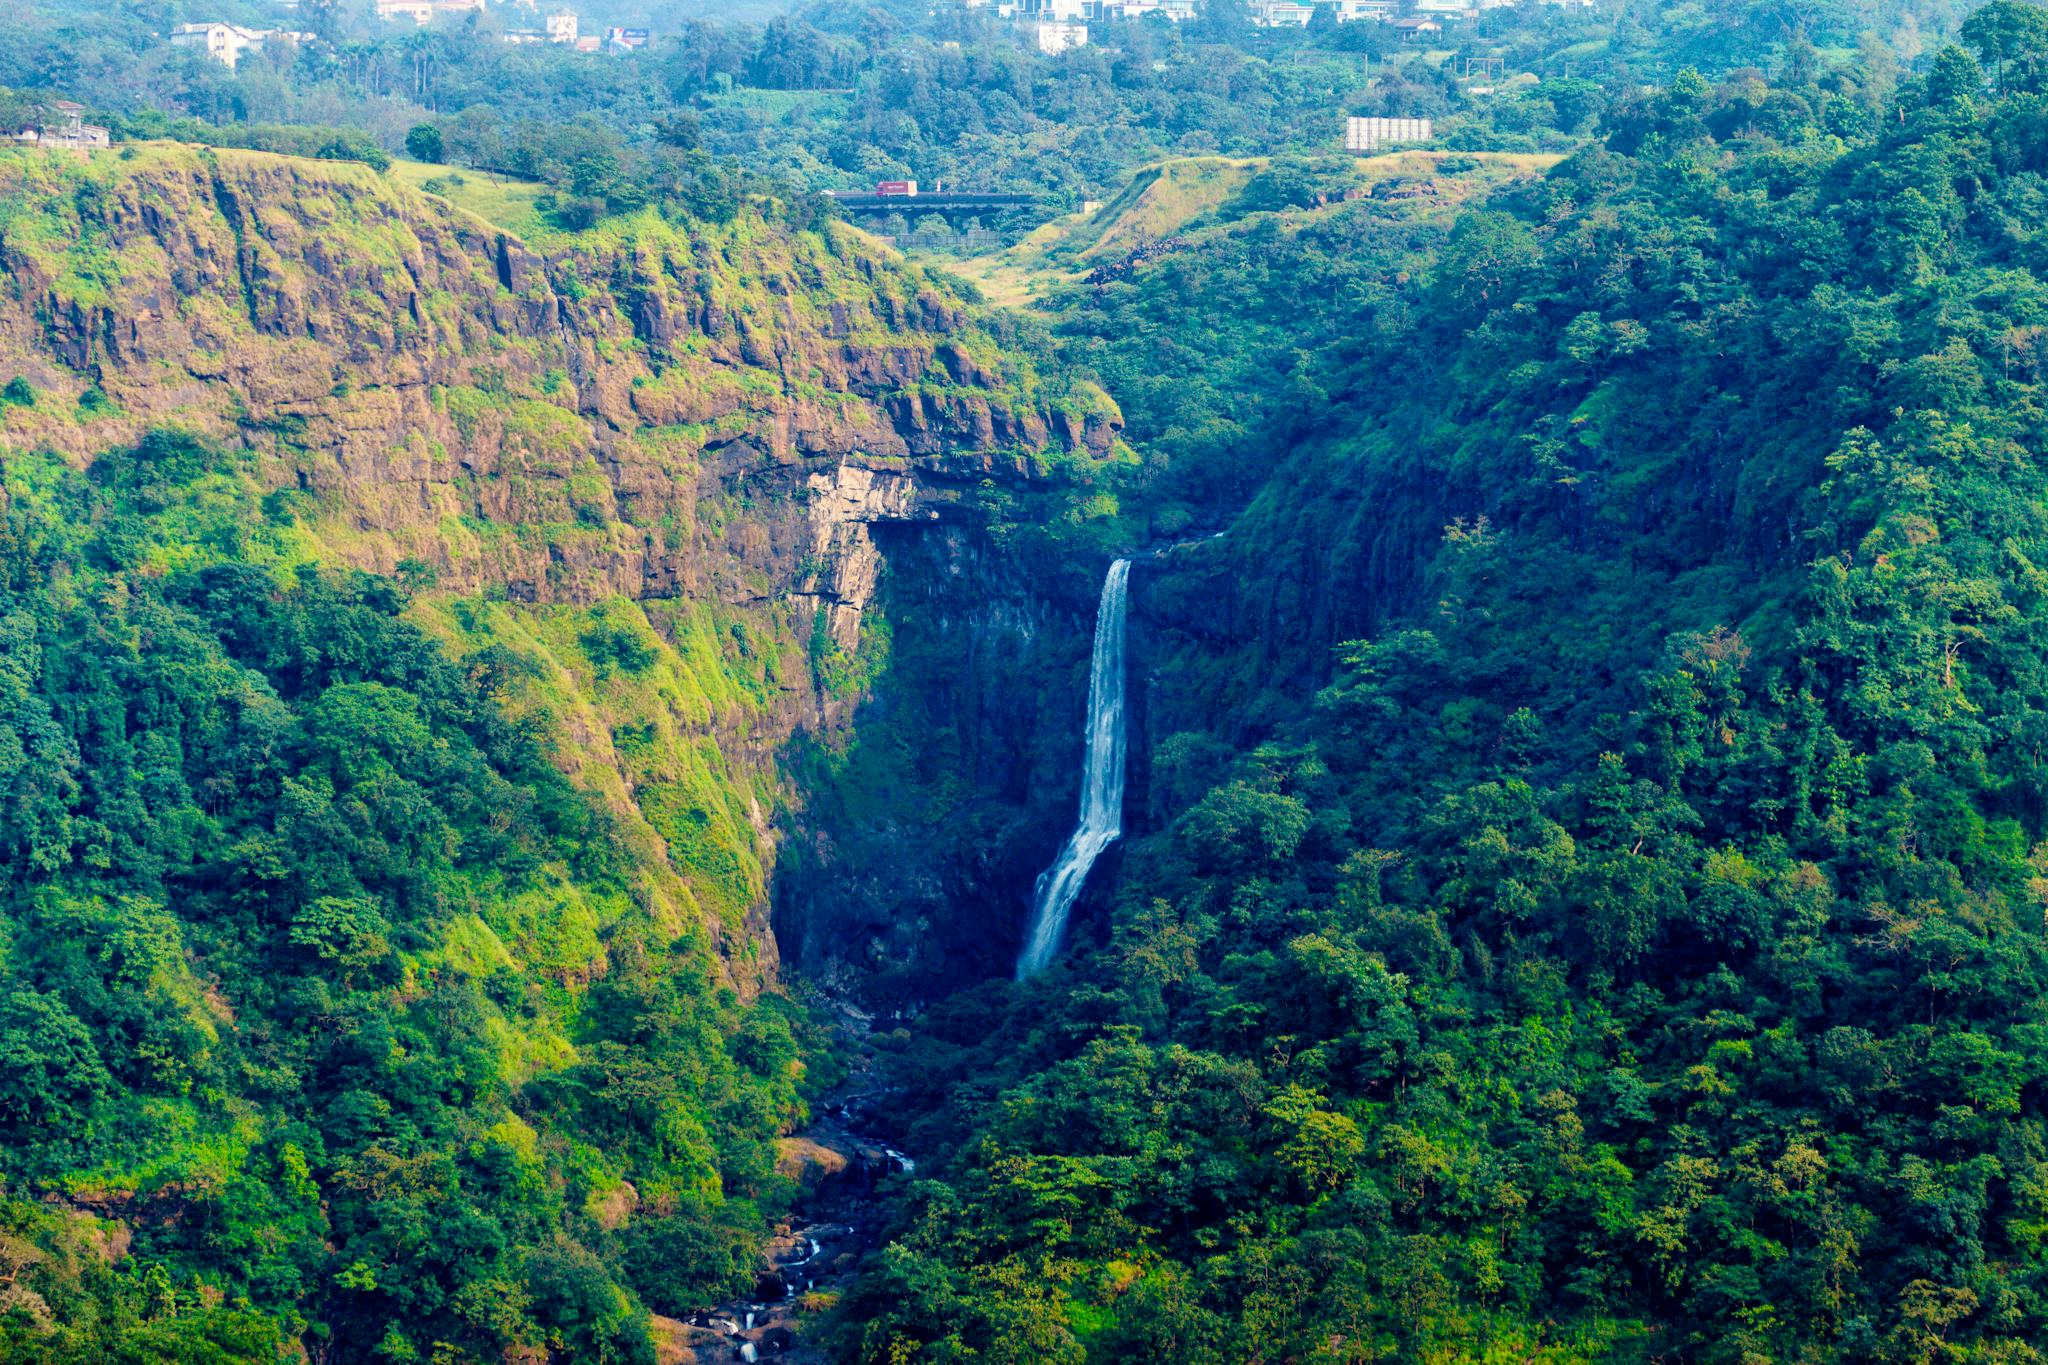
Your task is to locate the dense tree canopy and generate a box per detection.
[819,20,2048,1365]
[0,433,812,1361]
[11,1,2048,1361]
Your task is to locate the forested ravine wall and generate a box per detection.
[0,141,1118,984]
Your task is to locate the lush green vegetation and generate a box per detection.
[19,1,2048,1362]
[0,429,816,1362]
[0,0,1989,233]
[810,14,2048,1363]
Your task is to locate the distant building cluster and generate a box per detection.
[968,0,1589,45]
[971,0,1193,18]
[1246,0,1597,28]
[1245,0,1314,23]
[169,21,312,68]
[168,4,648,57]
[1100,0,1198,18]
[369,0,639,49]
[501,10,578,43]
[964,0,1195,53]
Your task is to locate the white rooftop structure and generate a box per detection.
[169,22,311,68]
[1033,19,1089,50]
[1345,115,1433,152]
[1098,0,1197,19]
[1248,0,1314,25]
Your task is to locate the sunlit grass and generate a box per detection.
[935,150,1563,311]
[389,157,562,242]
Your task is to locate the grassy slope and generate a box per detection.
[387,156,565,243]
[944,150,1562,307]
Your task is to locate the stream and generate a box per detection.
[664,1052,915,1362]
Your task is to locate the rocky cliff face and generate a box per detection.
[0,142,1123,982]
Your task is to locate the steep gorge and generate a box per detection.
[0,140,1151,1361]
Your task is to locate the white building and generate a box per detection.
[546,9,578,42]
[1345,115,1432,152]
[1021,0,1089,20]
[1247,0,1314,25]
[1317,0,1392,19]
[1033,19,1089,50]
[375,0,483,24]
[1098,0,1197,19]
[169,22,311,68]
[13,100,111,148]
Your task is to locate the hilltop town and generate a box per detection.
[169,4,646,65]
[155,0,1601,69]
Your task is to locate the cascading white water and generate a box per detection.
[1016,558,1131,978]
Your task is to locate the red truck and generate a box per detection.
[873,179,919,197]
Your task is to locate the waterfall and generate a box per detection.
[1017,559,1131,978]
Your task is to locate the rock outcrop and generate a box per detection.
[0,147,1108,620]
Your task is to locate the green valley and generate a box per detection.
[11,2,2048,1364]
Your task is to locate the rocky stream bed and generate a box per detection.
[655,1029,916,1364]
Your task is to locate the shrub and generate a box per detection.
[405,122,444,163]
[553,196,608,230]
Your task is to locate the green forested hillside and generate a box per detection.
[0,432,814,1362]
[829,19,2048,1365]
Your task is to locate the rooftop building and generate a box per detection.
[1247,0,1314,26]
[374,0,484,25]
[11,99,111,149]
[1019,0,1089,20]
[169,22,311,68]
[1317,0,1393,20]
[1097,0,1197,20]
[1032,19,1089,51]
